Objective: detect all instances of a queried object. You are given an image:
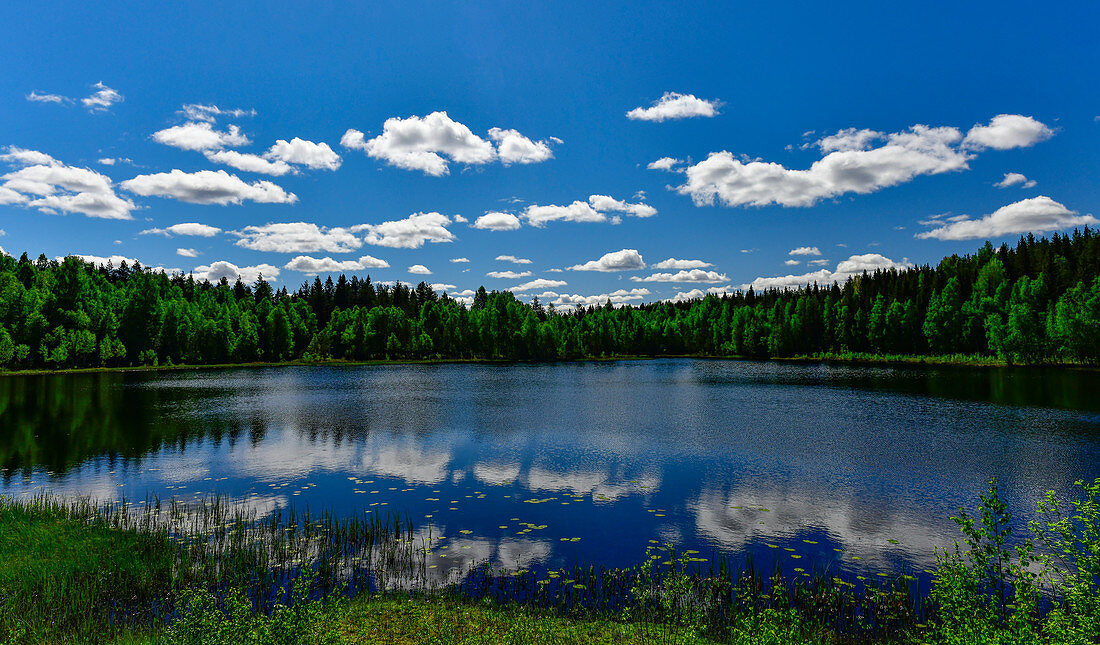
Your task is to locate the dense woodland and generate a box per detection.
[1,230,1100,370]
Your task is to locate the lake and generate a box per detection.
[2,359,1099,591]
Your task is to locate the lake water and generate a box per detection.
[3,359,1099,591]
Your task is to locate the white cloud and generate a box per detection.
[632,269,729,283]
[994,172,1036,189]
[430,283,457,291]
[341,112,495,176]
[233,222,362,253]
[495,255,531,264]
[510,278,567,292]
[472,211,522,231]
[522,201,604,226]
[651,258,713,270]
[814,128,884,153]
[785,259,800,266]
[283,255,389,274]
[488,128,554,165]
[181,104,256,122]
[204,150,293,176]
[64,254,179,274]
[121,169,296,205]
[789,246,821,256]
[745,253,912,290]
[152,122,251,151]
[140,222,222,237]
[486,270,531,279]
[553,288,651,307]
[176,248,199,258]
[450,257,470,263]
[567,248,645,272]
[97,157,132,166]
[265,138,341,171]
[81,82,123,112]
[679,124,972,208]
[963,114,1054,150]
[0,147,136,219]
[808,258,830,266]
[408,264,432,275]
[647,157,683,171]
[916,196,1096,241]
[355,212,455,249]
[669,286,731,303]
[27,91,68,104]
[626,92,721,122]
[588,194,656,218]
[192,260,280,283]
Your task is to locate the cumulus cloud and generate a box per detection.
[181,104,256,122]
[121,169,296,205]
[176,248,199,257]
[567,248,645,272]
[495,255,532,264]
[152,122,251,151]
[342,112,555,175]
[283,255,389,274]
[510,278,567,292]
[472,211,522,231]
[651,258,713,270]
[678,116,1054,209]
[488,128,555,165]
[27,90,69,104]
[553,288,651,308]
[668,286,731,303]
[486,270,531,279]
[647,157,683,171]
[82,82,123,112]
[450,257,470,263]
[97,157,133,166]
[632,269,730,283]
[0,147,136,219]
[679,125,970,208]
[785,259,801,266]
[962,114,1054,150]
[63,254,179,274]
[264,138,341,170]
[355,212,455,248]
[233,222,362,253]
[140,222,222,237]
[341,112,494,176]
[745,253,912,290]
[408,264,432,275]
[994,172,1036,189]
[192,260,279,283]
[588,194,657,218]
[522,195,656,227]
[626,92,721,122]
[789,246,821,256]
[916,196,1096,241]
[203,150,293,176]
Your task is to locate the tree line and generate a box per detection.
[1,229,1099,370]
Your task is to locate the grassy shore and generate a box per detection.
[2,480,1098,644]
[2,351,1095,379]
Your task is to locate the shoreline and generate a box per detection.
[2,352,1097,378]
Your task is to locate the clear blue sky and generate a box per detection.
[2,1,1098,306]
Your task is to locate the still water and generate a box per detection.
[2,359,1099,588]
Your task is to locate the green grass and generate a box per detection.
[4,480,1099,644]
[0,498,173,643]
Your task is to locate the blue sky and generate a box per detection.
[2,1,1098,306]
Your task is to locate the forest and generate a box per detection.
[1,229,1099,370]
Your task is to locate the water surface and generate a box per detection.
[3,359,1098,589]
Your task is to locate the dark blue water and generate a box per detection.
[2,359,1099,589]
